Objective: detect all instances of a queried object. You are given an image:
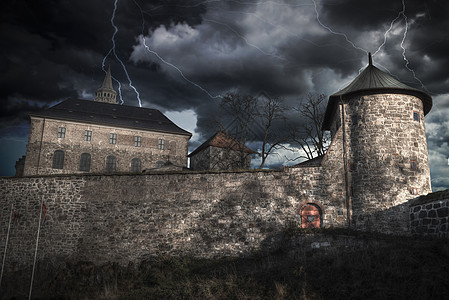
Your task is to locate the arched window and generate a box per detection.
[52,150,64,169]
[131,158,141,172]
[299,203,323,229]
[79,153,91,172]
[155,161,164,168]
[106,155,117,172]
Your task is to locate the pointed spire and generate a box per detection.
[368,52,373,66]
[94,66,118,104]
[101,65,114,90]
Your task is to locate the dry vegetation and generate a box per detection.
[3,229,449,299]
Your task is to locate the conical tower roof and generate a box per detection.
[322,54,432,130]
[101,65,114,90]
[94,66,118,104]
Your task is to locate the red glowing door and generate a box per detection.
[301,204,321,228]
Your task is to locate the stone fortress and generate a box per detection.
[1,54,448,272]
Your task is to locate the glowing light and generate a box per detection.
[311,0,368,54]
[103,0,142,107]
[398,0,427,91]
[132,0,222,101]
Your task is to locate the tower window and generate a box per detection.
[411,187,418,195]
[413,111,420,122]
[158,138,165,150]
[131,158,141,172]
[109,133,117,144]
[84,130,92,141]
[410,160,417,170]
[106,155,117,172]
[134,136,142,147]
[52,150,64,169]
[58,127,66,138]
[79,153,91,172]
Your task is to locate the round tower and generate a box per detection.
[322,53,432,227]
[94,66,118,104]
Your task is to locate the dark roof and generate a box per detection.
[188,131,257,157]
[293,155,324,167]
[322,54,432,130]
[30,99,191,136]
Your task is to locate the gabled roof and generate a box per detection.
[30,98,192,137]
[188,131,257,157]
[322,53,432,130]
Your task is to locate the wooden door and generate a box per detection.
[301,204,321,228]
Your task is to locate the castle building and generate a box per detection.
[321,53,432,226]
[22,69,191,176]
[188,131,257,171]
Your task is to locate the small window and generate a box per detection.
[106,155,117,172]
[131,158,141,172]
[411,187,418,195]
[156,161,164,168]
[58,127,66,138]
[52,150,64,169]
[134,136,142,147]
[307,215,314,222]
[413,111,420,122]
[109,133,117,144]
[348,162,356,172]
[410,160,417,170]
[158,138,165,150]
[79,153,91,172]
[84,130,92,141]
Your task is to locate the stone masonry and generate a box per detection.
[409,190,449,238]
[23,117,189,176]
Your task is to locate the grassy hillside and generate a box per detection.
[3,229,449,299]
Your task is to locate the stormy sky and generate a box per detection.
[0,0,448,190]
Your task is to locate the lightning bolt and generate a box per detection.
[311,0,368,54]
[398,0,427,91]
[103,0,142,107]
[132,0,222,101]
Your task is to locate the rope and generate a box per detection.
[0,203,14,287]
[29,196,44,300]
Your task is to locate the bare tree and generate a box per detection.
[216,92,288,169]
[257,95,288,169]
[289,93,329,160]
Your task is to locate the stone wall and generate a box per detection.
[23,117,190,176]
[0,165,349,270]
[332,93,432,229]
[409,190,449,237]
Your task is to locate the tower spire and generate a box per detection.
[368,52,373,66]
[94,66,118,104]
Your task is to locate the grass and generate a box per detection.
[3,230,449,299]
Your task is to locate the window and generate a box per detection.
[410,160,417,170]
[109,133,117,144]
[79,153,91,172]
[58,127,66,138]
[52,150,64,169]
[134,136,142,147]
[84,130,92,141]
[158,138,165,150]
[156,161,164,168]
[411,187,418,195]
[413,111,420,122]
[131,158,141,172]
[106,155,117,172]
[348,162,356,172]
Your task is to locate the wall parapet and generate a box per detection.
[409,189,449,238]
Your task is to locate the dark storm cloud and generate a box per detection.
[0,0,448,187]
